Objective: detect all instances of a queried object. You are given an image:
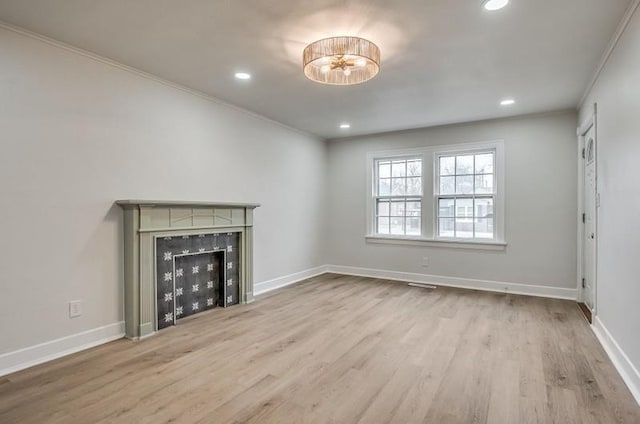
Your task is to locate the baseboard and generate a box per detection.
[592,316,640,406]
[254,265,329,295]
[326,265,577,300]
[0,321,125,377]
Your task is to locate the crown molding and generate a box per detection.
[578,0,640,108]
[0,20,323,141]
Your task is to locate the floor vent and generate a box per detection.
[408,283,437,289]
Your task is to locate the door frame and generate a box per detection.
[576,103,598,315]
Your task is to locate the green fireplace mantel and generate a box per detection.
[117,200,260,339]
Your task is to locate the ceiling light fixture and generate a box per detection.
[340,123,351,129]
[234,72,251,80]
[482,0,509,11]
[303,36,381,85]
[500,99,515,106]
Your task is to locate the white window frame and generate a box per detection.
[365,140,506,250]
[434,148,498,242]
[373,156,424,237]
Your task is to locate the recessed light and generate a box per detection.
[234,72,251,80]
[340,123,351,129]
[482,0,509,11]
[500,99,515,106]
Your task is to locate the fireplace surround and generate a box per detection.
[117,200,260,339]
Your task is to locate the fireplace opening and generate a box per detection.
[173,250,225,320]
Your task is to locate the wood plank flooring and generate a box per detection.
[1,273,639,423]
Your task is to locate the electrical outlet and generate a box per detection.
[69,300,82,318]
[422,257,429,267]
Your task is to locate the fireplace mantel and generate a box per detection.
[117,200,260,339]
[116,199,260,208]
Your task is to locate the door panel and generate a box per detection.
[583,126,597,312]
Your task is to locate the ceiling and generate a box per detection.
[0,0,632,138]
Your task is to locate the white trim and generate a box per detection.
[365,235,506,250]
[578,0,640,108]
[326,265,577,300]
[254,266,329,295]
[591,316,640,406]
[577,110,596,137]
[0,21,320,141]
[0,321,125,377]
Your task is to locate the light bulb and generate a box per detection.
[355,58,367,67]
[343,68,352,77]
[320,65,330,74]
[483,0,509,11]
[321,56,330,64]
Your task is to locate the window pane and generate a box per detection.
[378,161,391,178]
[474,198,494,218]
[375,157,423,237]
[406,201,421,217]
[406,218,421,236]
[407,160,422,177]
[440,156,455,176]
[455,218,474,238]
[378,178,391,196]
[392,161,406,177]
[406,177,422,195]
[391,178,406,195]
[377,200,390,216]
[475,174,493,194]
[456,175,473,194]
[390,218,404,235]
[475,218,494,239]
[377,217,390,234]
[475,153,494,174]
[390,200,405,216]
[440,176,455,195]
[438,198,454,217]
[456,198,473,218]
[439,218,455,237]
[456,155,474,175]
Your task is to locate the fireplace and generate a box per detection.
[117,200,259,339]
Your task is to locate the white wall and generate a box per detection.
[325,111,578,290]
[0,26,327,355]
[579,4,640,391]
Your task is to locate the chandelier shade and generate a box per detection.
[303,36,381,85]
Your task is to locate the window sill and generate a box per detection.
[365,235,507,251]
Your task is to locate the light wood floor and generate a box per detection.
[1,274,639,423]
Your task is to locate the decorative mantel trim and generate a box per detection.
[117,200,260,340]
[116,200,261,208]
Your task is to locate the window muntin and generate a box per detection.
[436,152,495,240]
[375,158,422,236]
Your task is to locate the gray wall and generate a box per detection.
[0,27,327,354]
[325,111,578,289]
[579,5,640,381]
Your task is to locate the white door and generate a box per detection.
[582,125,597,312]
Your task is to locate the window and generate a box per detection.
[436,152,495,240]
[366,141,504,248]
[374,158,422,236]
